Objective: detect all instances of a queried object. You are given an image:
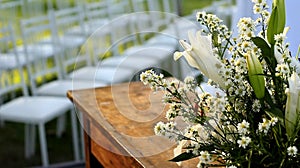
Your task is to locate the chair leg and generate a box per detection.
[38,123,49,167]
[25,124,31,159]
[25,124,36,158]
[30,124,36,157]
[70,109,80,161]
[56,114,66,138]
[79,112,85,160]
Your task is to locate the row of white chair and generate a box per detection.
[0,24,81,167]
[0,0,200,167]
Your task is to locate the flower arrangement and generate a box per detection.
[140,0,299,167]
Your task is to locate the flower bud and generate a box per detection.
[267,0,286,44]
[285,72,300,138]
[246,52,265,99]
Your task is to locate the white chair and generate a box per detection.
[82,1,110,36]
[106,0,131,20]
[0,23,28,70]
[0,24,79,167]
[48,6,87,50]
[20,13,108,161]
[47,6,135,84]
[89,14,161,72]
[21,0,47,18]
[18,14,61,59]
[20,13,106,96]
[96,0,181,77]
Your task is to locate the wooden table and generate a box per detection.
[67,81,197,168]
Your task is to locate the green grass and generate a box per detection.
[182,0,214,16]
[0,117,76,167]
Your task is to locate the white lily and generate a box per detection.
[285,72,300,138]
[174,30,225,88]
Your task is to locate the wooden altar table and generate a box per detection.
[67,81,197,168]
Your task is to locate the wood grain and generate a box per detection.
[67,81,198,167]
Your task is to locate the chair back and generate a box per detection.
[48,6,86,38]
[0,24,29,104]
[132,0,149,13]
[21,0,48,18]
[84,1,109,27]
[48,6,93,78]
[106,0,131,19]
[20,14,63,96]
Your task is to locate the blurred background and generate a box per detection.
[1,0,277,167]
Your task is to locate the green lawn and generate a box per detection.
[182,0,214,16]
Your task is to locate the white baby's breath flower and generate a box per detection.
[227,166,237,168]
[154,121,166,136]
[252,99,261,112]
[274,33,286,43]
[166,109,177,121]
[275,63,289,77]
[237,136,251,149]
[184,76,197,90]
[199,151,212,164]
[287,146,298,157]
[258,118,270,134]
[237,17,256,40]
[270,117,278,126]
[237,120,250,135]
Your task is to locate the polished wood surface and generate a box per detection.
[67,81,197,168]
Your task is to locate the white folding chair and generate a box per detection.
[21,0,48,18]
[106,0,131,20]
[0,23,28,70]
[47,11,135,84]
[48,6,87,50]
[19,14,60,59]
[20,13,106,96]
[82,1,110,36]
[0,23,79,167]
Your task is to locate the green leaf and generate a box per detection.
[212,31,219,47]
[252,37,277,73]
[169,152,197,162]
[264,88,284,119]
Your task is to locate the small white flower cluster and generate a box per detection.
[237,136,251,149]
[199,151,212,164]
[154,121,176,138]
[237,17,256,41]
[274,32,300,84]
[165,103,181,121]
[258,117,278,134]
[237,120,250,135]
[222,58,252,98]
[140,69,167,91]
[197,11,232,55]
[287,146,298,157]
[236,120,252,149]
[251,0,270,25]
[227,166,237,168]
[184,76,197,91]
[252,99,261,112]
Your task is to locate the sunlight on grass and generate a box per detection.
[182,0,214,16]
